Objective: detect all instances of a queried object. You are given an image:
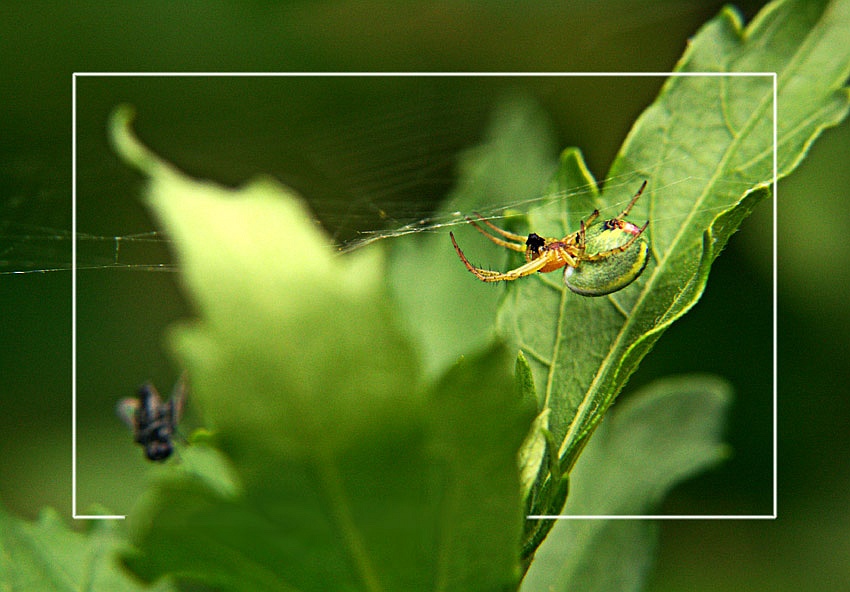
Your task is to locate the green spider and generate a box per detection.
[450,181,650,296]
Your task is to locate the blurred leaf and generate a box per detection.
[110,108,535,592]
[520,375,732,592]
[496,0,849,521]
[516,352,550,502]
[388,95,559,379]
[0,505,173,592]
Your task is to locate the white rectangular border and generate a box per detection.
[71,72,778,521]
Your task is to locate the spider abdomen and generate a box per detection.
[564,222,649,296]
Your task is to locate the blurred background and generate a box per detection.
[0,1,847,590]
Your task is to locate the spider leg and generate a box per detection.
[451,232,551,282]
[465,213,527,251]
[465,218,526,252]
[471,213,529,242]
[572,217,592,259]
[617,180,647,218]
[582,209,601,228]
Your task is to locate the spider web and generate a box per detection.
[2,86,477,275]
[0,171,740,276]
[0,88,746,277]
[0,172,746,277]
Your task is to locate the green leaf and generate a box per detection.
[109,108,535,592]
[0,504,174,592]
[520,375,732,592]
[495,0,850,518]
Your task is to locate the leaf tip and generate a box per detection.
[108,104,166,177]
[556,146,598,192]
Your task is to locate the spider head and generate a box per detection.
[526,233,546,256]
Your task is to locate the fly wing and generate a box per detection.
[116,397,140,431]
[168,372,188,425]
[137,382,164,425]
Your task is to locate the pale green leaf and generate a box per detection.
[109,108,535,592]
[0,505,174,592]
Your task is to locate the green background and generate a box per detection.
[0,2,845,590]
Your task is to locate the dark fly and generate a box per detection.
[117,375,186,461]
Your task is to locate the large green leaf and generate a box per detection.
[0,504,174,592]
[109,107,535,592]
[386,0,848,548]
[494,0,850,520]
